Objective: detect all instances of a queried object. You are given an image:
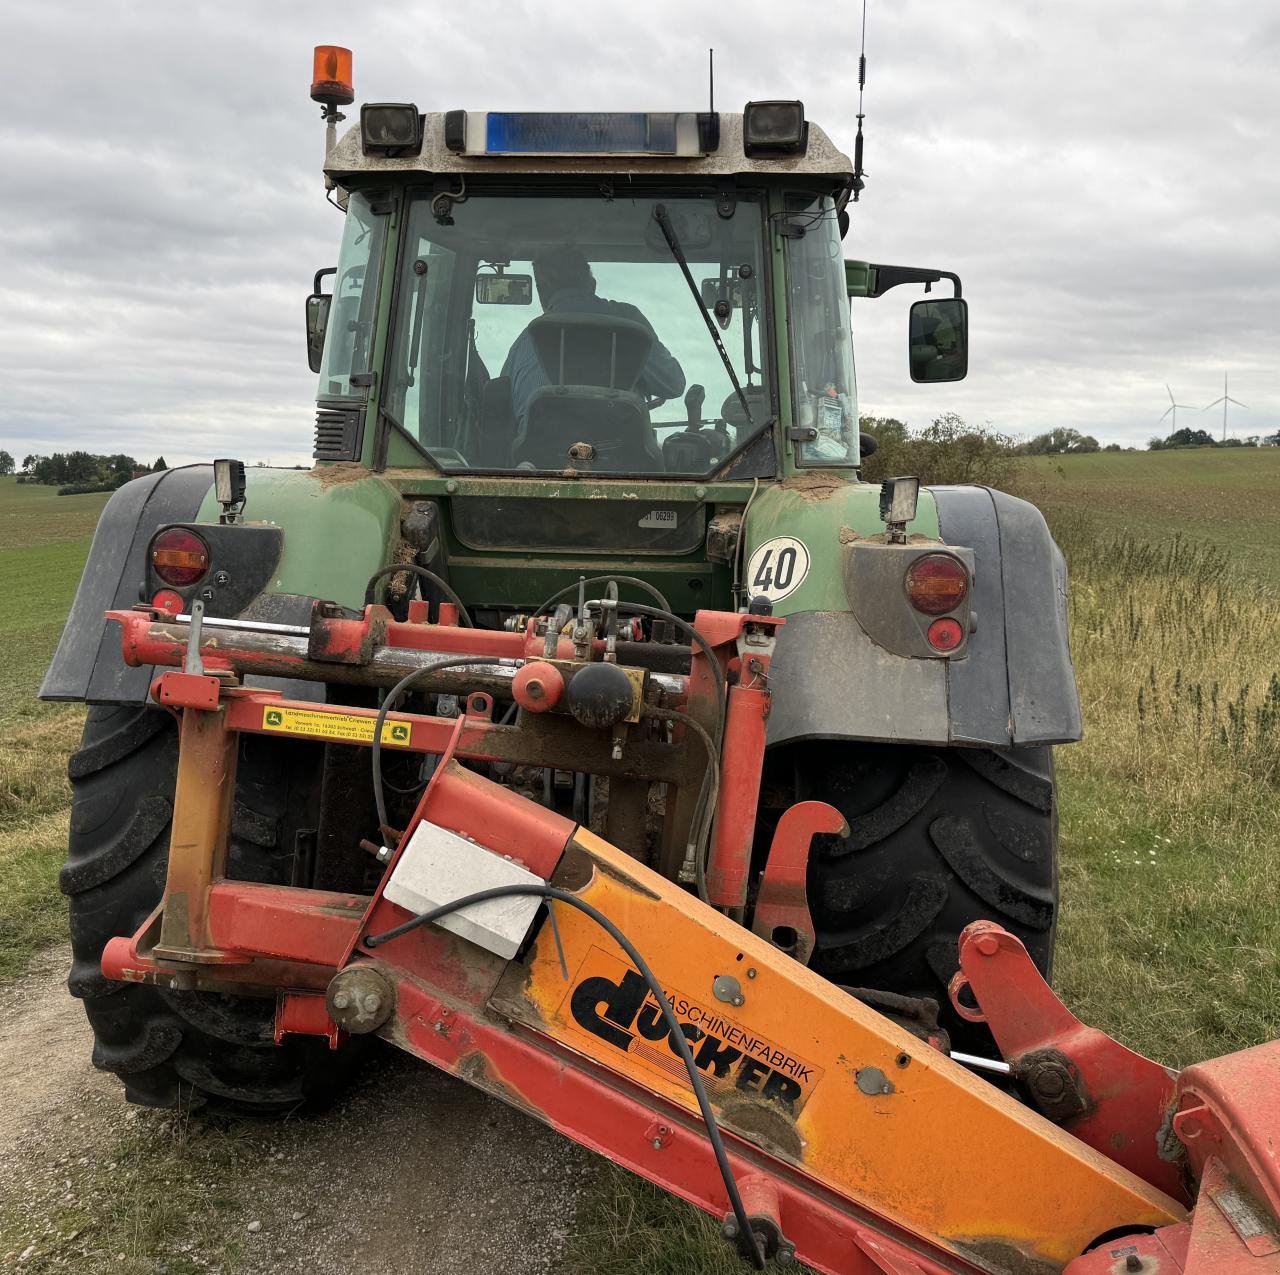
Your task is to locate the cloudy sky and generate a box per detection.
[4,0,1277,466]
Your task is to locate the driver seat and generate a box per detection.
[513,313,663,471]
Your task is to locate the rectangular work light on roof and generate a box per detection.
[443,110,720,158]
[361,102,424,156]
[742,100,808,156]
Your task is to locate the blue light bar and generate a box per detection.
[444,111,719,158]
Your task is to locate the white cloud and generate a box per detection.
[2,0,1276,464]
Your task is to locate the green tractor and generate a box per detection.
[42,55,1079,1110]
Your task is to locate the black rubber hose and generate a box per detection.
[371,657,519,836]
[613,602,726,744]
[364,564,474,627]
[643,704,718,903]
[363,884,767,1269]
[531,574,672,619]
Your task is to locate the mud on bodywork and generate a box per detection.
[41,465,404,706]
[751,480,1081,749]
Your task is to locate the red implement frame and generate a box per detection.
[950,921,1185,1200]
[97,603,1280,1275]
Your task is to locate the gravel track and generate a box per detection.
[0,946,596,1273]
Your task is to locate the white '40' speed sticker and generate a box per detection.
[745,536,811,603]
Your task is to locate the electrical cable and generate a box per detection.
[379,692,518,798]
[732,477,761,608]
[371,656,519,836]
[611,602,726,742]
[363,564,474,626]
[363,884,767,1269]
[531,574,671,620]
[643,705,718,903]
[606,600,729,895]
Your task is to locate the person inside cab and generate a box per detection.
[501,246,685,427]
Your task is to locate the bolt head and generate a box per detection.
[746,968,758,979]
[974,934,1000,957]
[1032,1066,1068,1098]
[332,991,350,1010]
[651,1137,662,1150]
[721,1221,738,1240]
[777,1247,795,1267]
[361,993,382,1015]
[731,995,745,1008]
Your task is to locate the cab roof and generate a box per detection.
[324,112,853,184]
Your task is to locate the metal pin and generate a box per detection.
[546,906,569,981]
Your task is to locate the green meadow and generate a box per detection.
[0,455,1276,1272]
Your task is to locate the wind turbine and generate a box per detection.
[1158,384,1194,434]
[1203,373,1248,441]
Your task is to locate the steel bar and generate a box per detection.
[113,612,688,701]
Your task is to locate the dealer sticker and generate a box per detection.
[745,536,811,603]
[638,509,678,529]
[261,705,414,747]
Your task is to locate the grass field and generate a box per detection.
[0,459,1276,1272]
[0,478,108,979]
[1019,446,1280,586]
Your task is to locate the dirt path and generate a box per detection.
[0,947,596,1273]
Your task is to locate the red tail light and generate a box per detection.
[926,617,965,651]
[151,528,210,587]
[904,554,969,615]
[150,588,185,616]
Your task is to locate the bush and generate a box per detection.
[57,482,117,496]
[861,412,1023,489]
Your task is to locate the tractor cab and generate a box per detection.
[306,68,965,483]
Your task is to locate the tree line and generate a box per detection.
[1147,427,1278,450]
[858,418,1280,467]
[6,452,168,494]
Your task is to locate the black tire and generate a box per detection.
[766,742,1057,1053]
[62,704,362,1111]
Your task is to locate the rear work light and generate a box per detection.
[361,103,423,155]
[904,553,969,615]
[742,100,808,156]
[151,528,210,588]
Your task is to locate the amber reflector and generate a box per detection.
[904,553,969,616]
[311,45,354,106]
[151,528,209,587]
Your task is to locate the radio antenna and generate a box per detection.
[852,0,868,200]
[708,47,715,113]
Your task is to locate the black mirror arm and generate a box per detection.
[313,266,337,296]
[867,265,962,300]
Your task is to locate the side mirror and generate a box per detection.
[306,267,336,374]
[909,298,968,383]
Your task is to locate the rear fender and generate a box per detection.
[41,465,403,706]
[747,479,1081,748]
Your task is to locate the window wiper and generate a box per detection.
[652,204,755,424]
